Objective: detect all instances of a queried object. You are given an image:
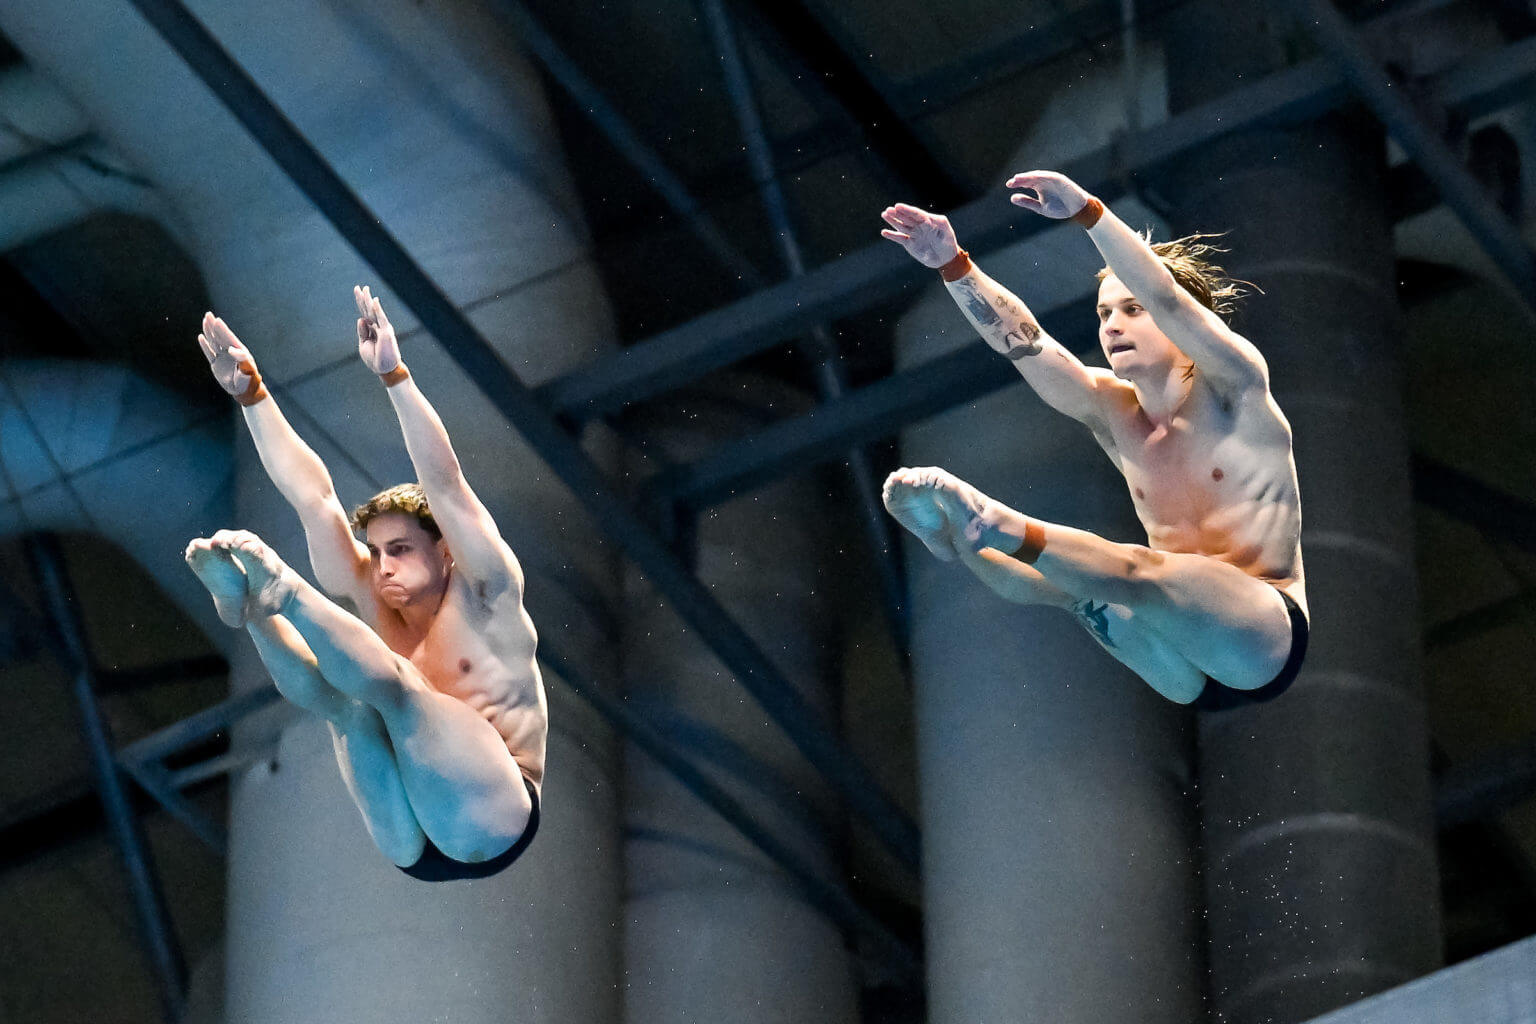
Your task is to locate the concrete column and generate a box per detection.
[897,238,1205,1022]
[622,377,859,1024]
[0,2,624,1021]
[1162,6,1443,1021]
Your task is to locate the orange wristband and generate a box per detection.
[1014,520,1047,564]
[234,360,268,406]
[380,364,410,387]
[938,249,972,282]
[1071,196,1104,229]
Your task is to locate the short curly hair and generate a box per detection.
[350,482,441,540]
[1097,232,1253,317]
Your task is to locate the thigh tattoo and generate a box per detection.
[1072,598,1116,648]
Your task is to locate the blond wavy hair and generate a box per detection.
[1097,232,1255,317]
[350,482,441,540]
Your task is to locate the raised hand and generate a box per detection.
[197,312,263,401]
[1006,170,1093,220]
[354,285,402,375]
[880,203,962,268]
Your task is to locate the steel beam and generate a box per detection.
[127,0,919,871]
[537,29,1536,422]
[701,0,908,643]
[646,298,1094,506]
[737,0,964,207]
[1438,732,1536,827]
[1288,0,1536,321]
[28,534,186,1022]
[1412,453,1536,556]
[630,37,1536,507]
[491,0,765,290]
[897,0,1191,118]
[536,53,1351,419]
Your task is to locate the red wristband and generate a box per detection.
[938,249,972,282]
[380,364,410,387]
[1071,196,1104,229]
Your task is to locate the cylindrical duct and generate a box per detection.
[897,241,1205,1023]
[0,359,232,642]
[622,376,859,1024]
[1163,6,1443,1021]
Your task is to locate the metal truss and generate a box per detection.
[27,535,187,1023]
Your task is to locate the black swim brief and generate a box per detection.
[1191,589,1309,712]
[398,774,540,882]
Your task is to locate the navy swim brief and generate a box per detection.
[398,774,540,882]
[1191,588,1308,712]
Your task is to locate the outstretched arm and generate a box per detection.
[353,286,523,598]
[1007,171,1269,396]
[197,313,371,602]
[880,203,1116,427]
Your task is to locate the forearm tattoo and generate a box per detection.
[954,279,1002,327]
[1004,320,1043,360]
[954,280,1043,359]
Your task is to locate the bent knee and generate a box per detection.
[379,828,428,868]
[433,815,528,865]
[1096,545,1170,603]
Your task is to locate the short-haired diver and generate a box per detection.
[880,170,1307,709]
[184,286,545,879]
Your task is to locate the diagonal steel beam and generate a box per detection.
[700,0,908,643]
[1412,453,1536,556]
[737,0,965,208]
[536,29,1536,421]
[1288,0,1536,321]
[897,0,1193,117]
[534,54,1351,419]
[127,0,919,871]
[1438,731,1536,827]
[536,643,920,978]
[28,534,186,1022]
[619,37,1536,507]
[491,0,765,290]
[646,296,1097,507]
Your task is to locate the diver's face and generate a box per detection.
[365,513,450,608]
[1097,275,1184,377]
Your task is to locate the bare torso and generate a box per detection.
[1090,374,1307,618]
[366,573,548,793]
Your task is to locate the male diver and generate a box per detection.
[879,170,1307,708]
[185,286,545,878]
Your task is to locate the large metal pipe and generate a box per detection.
[1161,5,1442,1021]
[623,376,865,1021]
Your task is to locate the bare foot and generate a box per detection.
[213,530,298,619]
[883,468,960,561]
[185,537,250,627]
[886,467,1023,556]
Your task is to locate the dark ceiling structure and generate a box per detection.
[2,0,1535,1021]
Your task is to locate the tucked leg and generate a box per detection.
[889,466,1293,692]
[247,615,427,867]
[955,544,1207,703]
[224,531,532,864]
